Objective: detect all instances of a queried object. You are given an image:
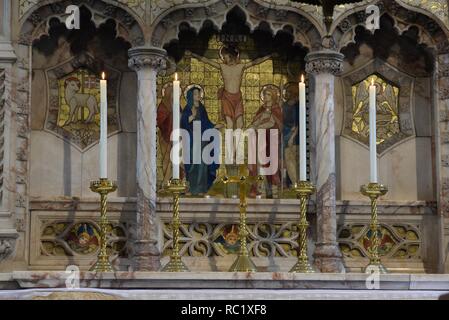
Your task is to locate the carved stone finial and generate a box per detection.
[128,47,168,73]
[0,232,18,263]
[305,50,344,76]
[321,35,337,50]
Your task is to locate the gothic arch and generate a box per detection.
[17,0,145,46]
[150,0,324,51]
[332,0,449,52]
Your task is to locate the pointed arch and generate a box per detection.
[17,0,145,46]
[150,0,324,51]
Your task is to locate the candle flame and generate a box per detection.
[175,72,178,81]
[300,74,304,83]
[102,72,106,80]
[371,78,374,86]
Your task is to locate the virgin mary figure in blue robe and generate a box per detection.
[181,87,219,195]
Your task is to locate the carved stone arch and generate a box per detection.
[150,0,324,51]
[332,0,449,52]
[17,0,145,46]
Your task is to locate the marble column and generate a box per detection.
[305,50,345,273]
[128,47,167,271]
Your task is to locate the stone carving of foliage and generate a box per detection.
[399,0,449,31]
[19,0,146,19]
[19,0,40,18]
[118,0,146,18]
[40,220,128,257]
[162,222,300,257]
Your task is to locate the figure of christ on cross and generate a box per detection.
[186,47,272,130]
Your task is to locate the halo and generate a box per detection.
[161,82,173,97]
[260,84,281,103]
[281,82,299,102]
[219,46,240,61]
[184,84,205,101]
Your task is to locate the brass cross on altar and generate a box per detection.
[222,165,264,272]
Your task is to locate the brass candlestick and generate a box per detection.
[361,182,388,274]
[290,181,316,273]
[90,178,117,272]
[162,178,189,272]
[222,165,264,272]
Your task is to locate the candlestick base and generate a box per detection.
[290,258,315,273]
[229,255,257,273]
[162,256,189,272]
[90,259,114,273]
[364,262,388,274]
[360,182,388,274]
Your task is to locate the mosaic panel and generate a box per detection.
[351,74,400,145]
[342,59,414,153]
[156,35,309,198]
[45,54,121,150]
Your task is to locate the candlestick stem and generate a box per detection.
[222,165,264,272]
[90,179,117,272]
[361,182,388,274]
[290,181,315,273]
[162,178,189,272]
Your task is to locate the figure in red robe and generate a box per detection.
[157,83,174,187]
[249,85,283,198]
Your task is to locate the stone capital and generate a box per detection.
[305,50,344,76]
[128,46,167,74]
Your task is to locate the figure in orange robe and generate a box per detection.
[249,85,283,198]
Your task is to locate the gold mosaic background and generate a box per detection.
[351,74,400,145]
[156,35,302,194]
[57,68,101,128]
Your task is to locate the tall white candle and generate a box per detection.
[172,73,181,180]
[100,72,108,179]
[299,74,307,181]
[369,78,378,183]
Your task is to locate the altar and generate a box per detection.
[1,0,449,300]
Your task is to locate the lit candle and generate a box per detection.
[369,78,378,183]
[100,72,108,179]
[172,73,181,180]
[299,74,307,181]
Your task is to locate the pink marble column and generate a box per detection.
[306,50,345,273]
[128,47,167,271]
